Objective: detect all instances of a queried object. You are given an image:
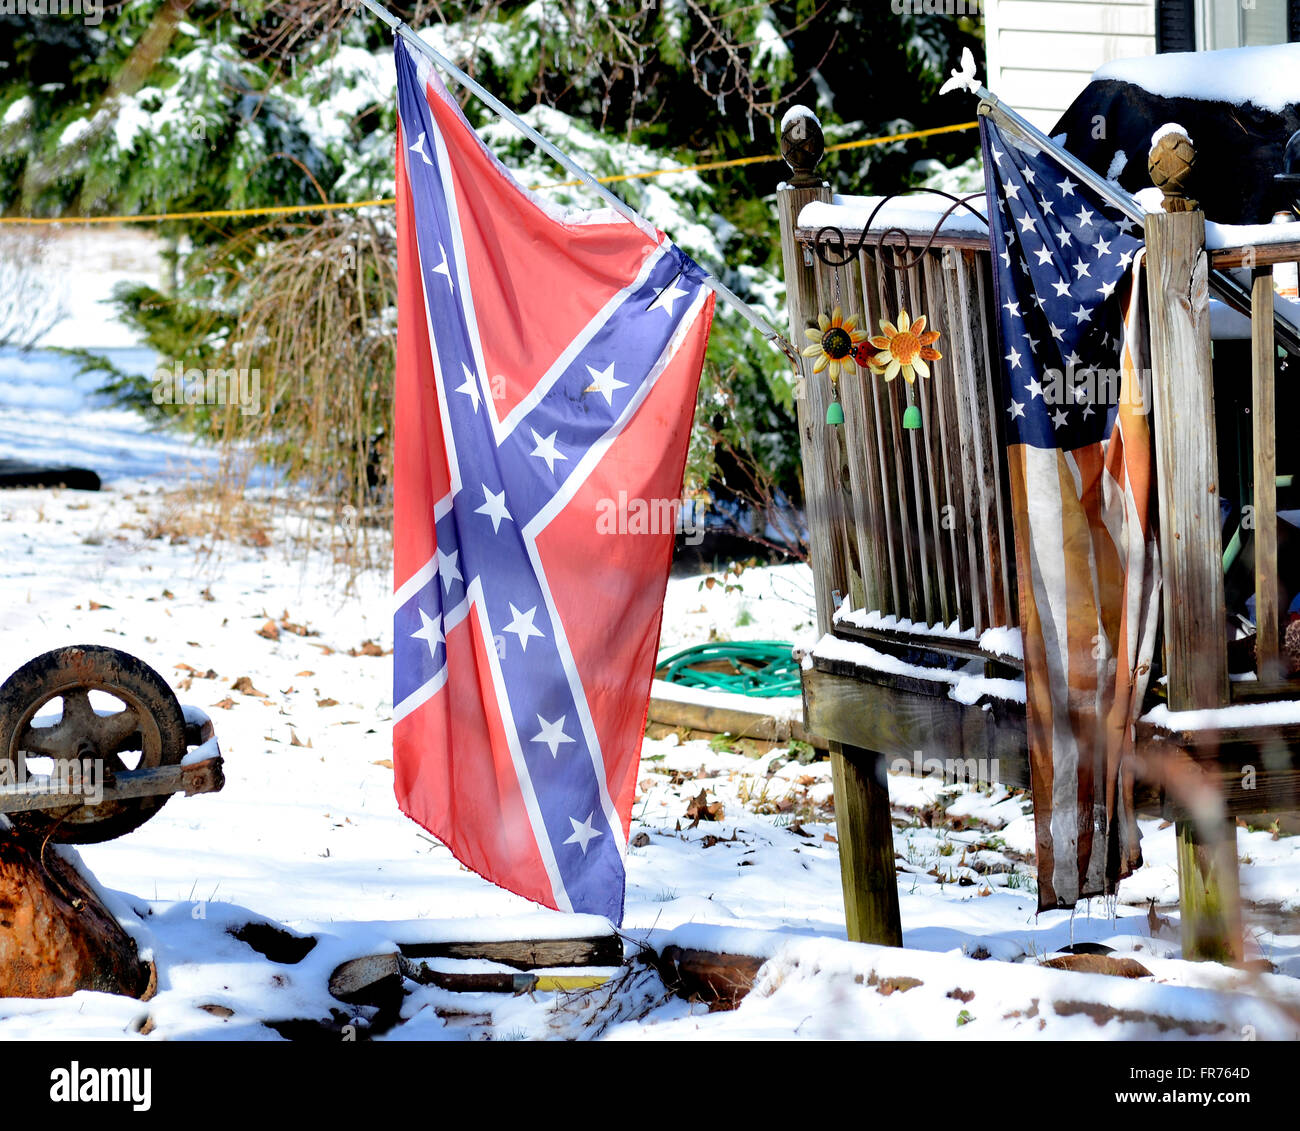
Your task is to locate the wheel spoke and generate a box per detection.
[59,688,96,733]
[14,724,60,758]
[94,706,141,755]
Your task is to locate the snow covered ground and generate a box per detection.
[0,273,1298,1040]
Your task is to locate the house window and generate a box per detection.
[1159,0,1298,51]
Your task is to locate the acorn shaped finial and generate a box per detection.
[780,106,825,188]
[1149,124,1198,213]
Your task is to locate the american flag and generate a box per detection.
[980,116,1162,910]
[391,38,714,922]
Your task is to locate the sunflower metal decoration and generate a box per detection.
[803,306,866,425]
[861,309,942,383]
[858,308,942,430]
[802,306,865,379]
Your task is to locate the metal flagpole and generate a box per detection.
[353,0,798,365]
[937,48,1300,353]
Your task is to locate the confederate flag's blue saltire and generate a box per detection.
[391,37,714,923]
[980,117,1161,911]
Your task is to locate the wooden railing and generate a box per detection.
[796,224,1018,635]
[1197,242,1300,702]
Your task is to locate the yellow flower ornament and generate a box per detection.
[863,309,942,383]
[801,306,866,380]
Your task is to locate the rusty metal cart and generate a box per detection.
[0,644,223,842]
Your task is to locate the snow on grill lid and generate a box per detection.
[1094,44,1300,115]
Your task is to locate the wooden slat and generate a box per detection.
[899,260,938,625]
[1229,676,1300,702]
[833,619,1025,672]
[860,252,904,617]
[923,253,966,627]
[974,257,1017,626]
[1211,241,1300,269]
[924,257,961,626]
[647,694,827,748]
[955,252,1008,627]
[809,256,870,610]
[1144,210,1228,711]
[802,664,1030,790]
[907,259,951,627]
[953,250,999,627]
[935,249,982,634]
[1251,266,1280,681]
[779,183,847,635]
[875,249,925,623]
[836,259,892,614]
[399,937,623,969]
[941,247,989,632]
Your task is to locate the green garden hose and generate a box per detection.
[656,641,802,697]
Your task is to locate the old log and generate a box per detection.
[0,825,151,999]
[653,946,766,1011]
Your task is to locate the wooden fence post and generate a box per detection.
[1145,135,1239,962]
[1145,207,1229,711]
[777,109,902,947]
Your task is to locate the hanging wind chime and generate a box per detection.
[801,305,862,425]
[862,309,943,429]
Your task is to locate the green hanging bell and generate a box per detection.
[826,399,844,426]
[902,403,922,430]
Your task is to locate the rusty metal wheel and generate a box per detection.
[0,645,188,844]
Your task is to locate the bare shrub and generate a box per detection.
[0,230,64,350]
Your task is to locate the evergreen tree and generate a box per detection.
[0,1,982,537]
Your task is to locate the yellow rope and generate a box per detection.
[0,198,397,224]
[0,121,978,226]
[536,120,979,188]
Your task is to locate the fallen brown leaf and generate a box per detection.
[685,789,723,827]
[257,619,280,641]
[231,676,267,697]
[1041,954,1152,979]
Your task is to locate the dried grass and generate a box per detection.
[194,213,397,577]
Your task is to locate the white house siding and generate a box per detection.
[985,0,1157,132]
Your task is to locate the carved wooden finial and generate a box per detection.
[780,107,824,187]
[1149,125,1198,213]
